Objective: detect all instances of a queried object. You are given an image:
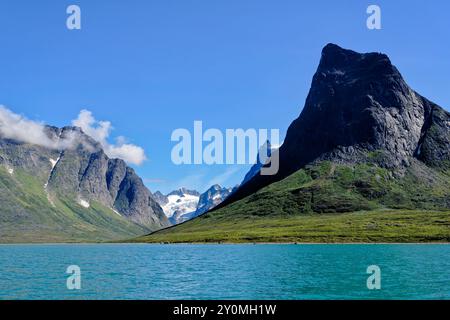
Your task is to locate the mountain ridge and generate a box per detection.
[0,124,169,242]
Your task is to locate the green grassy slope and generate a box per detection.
[0,167,148,243]
[136,161,450,243]
[134,210,450,243]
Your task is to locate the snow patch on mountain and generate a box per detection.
[79,199,90,208]
[49,157,59,169]
[154,185,235,225]
[162,193,200,218]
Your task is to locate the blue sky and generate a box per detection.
[0,0,449,193]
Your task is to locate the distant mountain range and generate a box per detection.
[138,44,450,243]
[155,188,200,224]
[154,185,235,224]
[0,110,239,242]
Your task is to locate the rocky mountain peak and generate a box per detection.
[207,184,222,192]
[218,43,450,209]
[153,191,169,206]
[319,43,392,73]
[291,43,433,170]
[167,188,200,197]
[0,121,169,232]
[195,184,232,216]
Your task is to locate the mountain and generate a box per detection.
[217,43,450,210]
[168,188,200,198]
[155,185,234,224]
[0,125,169,242]
[181,184,235,221]
[152,191,169,206]
[156,188,200,224]
[137,44,450,243]
[241,141,274,186]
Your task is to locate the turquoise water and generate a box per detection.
[0,244,449,300]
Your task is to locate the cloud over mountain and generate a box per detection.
[72,109,147,165]
[0,106,147,165]
[0,106,76,150]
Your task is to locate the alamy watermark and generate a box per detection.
[66,265,81,290]
[366,5,381,30]
[65,4,382,31]
[66,5,81,30]
[171,121,280,175]
[366,265,381,290]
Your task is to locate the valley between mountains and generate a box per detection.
[1,44,450,243]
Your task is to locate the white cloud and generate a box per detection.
[0,105,77,150]
[0,106,47,146]
[71,109,111,143]
[106,140,147,165]
[0,106,147,166]
[72,109,147,165]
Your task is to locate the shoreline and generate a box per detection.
[1,241,449,245]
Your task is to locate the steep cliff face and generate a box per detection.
[414,106,450,168]
[0,125,168,242]
[112,166,168,228]
[220,43,450,209]
[278,43,445,170]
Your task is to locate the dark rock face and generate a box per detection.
[153,191,169,206]
[220,43,450,208]
[113,167,167,228]
[415,106,450,167]
[0,125,169,231]
[106,158,128,201]
[0,139,59,181]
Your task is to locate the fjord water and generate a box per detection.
[0,244,449,300]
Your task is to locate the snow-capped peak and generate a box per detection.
[154,185,235,225]
[155,188,200,220]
